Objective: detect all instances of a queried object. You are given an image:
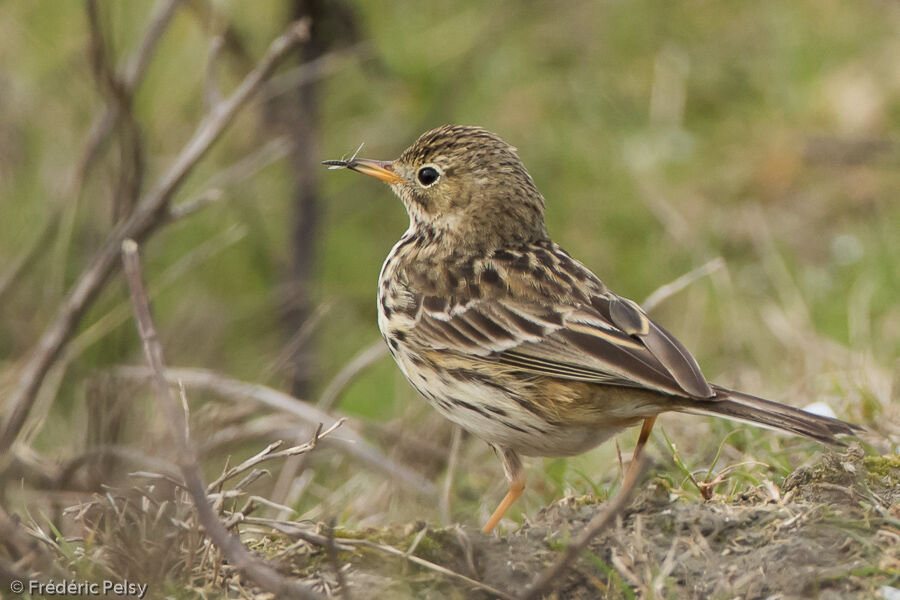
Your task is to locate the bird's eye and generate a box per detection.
[416,166,441,187]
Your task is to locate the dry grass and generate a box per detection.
[1,255,895,598]
[1,2,899,599]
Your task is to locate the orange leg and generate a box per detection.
[482,478,525,533]
[483,447,524,533]
[624,415,657,486]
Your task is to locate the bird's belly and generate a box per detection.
[389,347,638,457]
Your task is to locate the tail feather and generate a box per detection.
[675,385,863,445]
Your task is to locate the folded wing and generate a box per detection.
[405,252,714,400]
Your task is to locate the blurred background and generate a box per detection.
[0,0,897,572]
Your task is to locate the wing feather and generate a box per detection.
[402,244,714,399]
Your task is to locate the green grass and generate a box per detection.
[0,1,898,596]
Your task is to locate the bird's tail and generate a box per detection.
[674,385,863,445]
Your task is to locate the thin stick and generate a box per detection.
[326,518,352,600]
[169,135,292,219]
[440,426,463,525]
[120,238,324,600]
[519,453,648,600]
[0,18,310,455]
[317,340,388,412]
[205,420,343,493]
[340,538,516,600]
[0,0,181,309]
[113,365,436,495]
[642,257,725,312]
[65,225,246,363]
[124,0,184,85]
[85,0,145,213]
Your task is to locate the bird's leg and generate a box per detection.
[624,415,657,486]
[483,447,524,533]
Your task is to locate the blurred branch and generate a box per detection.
[114,365,436,496]
[259,41,373,103]
[317,339,388,412]
[0,0,181,310]
[120,238,325,600]
[275,0,367,397]
[4,444,180,493]
[203,34,226,109]
[85,0,146,219]
[0,213,60,308]
[169,134,293,219]
[184,0,253,68]
[439,426,463,525]
[642,257,725,312]
[633,179,691,244]
[264,300,334,381]
[44,224,246,400]
[271,337,387,506]
[0,18,310,457]
[124,0,184,85]
[79,0,180,200]
[326,518,352,600]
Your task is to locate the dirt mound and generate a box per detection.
[277,445,898,599]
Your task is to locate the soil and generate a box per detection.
[274,445,899,599]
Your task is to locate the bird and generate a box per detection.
[323,124,861,533]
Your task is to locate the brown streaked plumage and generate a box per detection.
[324,125,862,533]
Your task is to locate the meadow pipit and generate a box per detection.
[324,125,861,533]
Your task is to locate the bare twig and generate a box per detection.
[440,426,463,525]
[519,453,648,600]
[113,365,436,495]
[318,340,389,412]
[85,0,145,219]
[642,257,725,312]
[120,238,324,599]
[326,518,352,600]
[82,0,181,173]
[255,518,354,552]
[65,225,246,363]
[260,42,373,103]
[55,1,180,290]
[203,34,226,109]
[269,338,386,506]
[169,135,292,219]
[265,300,334,381]
[0,1,182,309]
[0,18,310,455]
[206,420,344,493]
[339,538,516,600]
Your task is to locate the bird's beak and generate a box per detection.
[323,158,405,185]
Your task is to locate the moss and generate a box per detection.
[572,494,601,507]
[546,538,566,552]
[862,455,900,480]
[402,529,456,561]
[331,525,459,564]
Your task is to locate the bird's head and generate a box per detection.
[324,125,548,250]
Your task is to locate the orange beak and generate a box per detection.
[323,158,405,185]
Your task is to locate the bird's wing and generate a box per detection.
[405,248,714,399]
